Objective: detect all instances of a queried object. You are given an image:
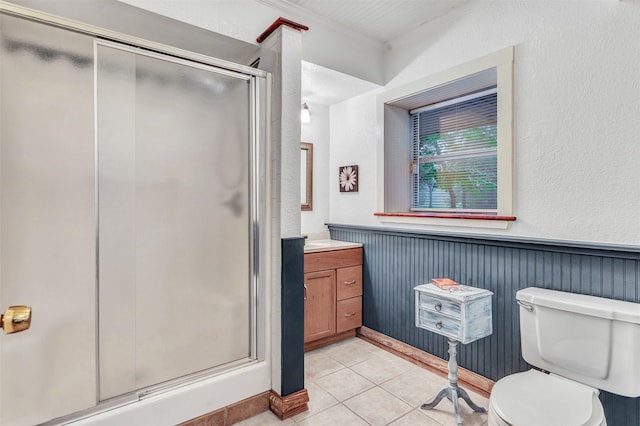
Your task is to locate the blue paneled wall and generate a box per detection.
[329,224,640,426]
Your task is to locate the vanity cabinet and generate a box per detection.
[304,246,362,350]
[303,270,336,343]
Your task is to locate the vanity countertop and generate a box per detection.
[303,239,362,254]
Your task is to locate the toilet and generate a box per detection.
[488,287,640,426]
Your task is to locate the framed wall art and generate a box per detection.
[339,165,358,193]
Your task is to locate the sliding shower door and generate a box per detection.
[0,14,97,426]
[0,8,265,425]
[96,42,257,400]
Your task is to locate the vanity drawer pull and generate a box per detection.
[436,320,443,329]
[344,279,357,286]
[343,311,357,317]
[435,302,442,311]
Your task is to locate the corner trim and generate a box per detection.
[269,389,309,420]
[257,17,309,43]
[358,327,494,397]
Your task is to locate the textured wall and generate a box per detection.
[330,1,640,246]
[330,224,640,426]
[301,102,331,236]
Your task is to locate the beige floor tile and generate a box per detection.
[418,395,489,426]
[380,366,449,408]
[234,409,294,426]
[305,349,346,381]
[388,409,443,426]
[318,338,378,367]
[315,368,375,401]
[343,386,413,426]
[296,404,369,426]
[350,352,414,384]
[293,382,339,422]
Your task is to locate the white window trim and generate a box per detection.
[376,46,514,229]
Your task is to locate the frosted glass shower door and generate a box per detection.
[96,42,255,400]
[0,14,97,426]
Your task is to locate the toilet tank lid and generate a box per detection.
[517,287,640,324]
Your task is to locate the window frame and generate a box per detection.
[376,47,515,229]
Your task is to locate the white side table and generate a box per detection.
[414,283,493,426]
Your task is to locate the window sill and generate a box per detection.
[374,212,516,229]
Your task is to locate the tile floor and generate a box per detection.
[236,338,489,426]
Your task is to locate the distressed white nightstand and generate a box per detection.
[414,283,493,426]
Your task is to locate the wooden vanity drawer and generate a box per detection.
[336,296,362,334]
[304,247,362,273]
[336,266,362,301]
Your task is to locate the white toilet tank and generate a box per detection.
[517,287,640,397]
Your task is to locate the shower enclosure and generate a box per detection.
[0,7,267,426]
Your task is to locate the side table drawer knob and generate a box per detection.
[436,320,443,329]
[435,302,442,311]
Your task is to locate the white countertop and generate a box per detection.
[303,239,363,253]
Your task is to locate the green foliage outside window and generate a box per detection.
[417,125,497,210]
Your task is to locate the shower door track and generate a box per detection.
[0,1,267,79]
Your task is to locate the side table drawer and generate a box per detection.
[417,309,461,340]
[415,283,493,344]
[336,266,362,301]
[419,293,461,318]
[336,296,362,334]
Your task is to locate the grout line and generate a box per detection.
[298,338,487,426]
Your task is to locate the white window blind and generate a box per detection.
[411,88,498,212]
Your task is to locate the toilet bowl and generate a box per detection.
[486,287,640,426]
[488,369,605,426]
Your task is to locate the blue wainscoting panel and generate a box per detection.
[328,224,640,426]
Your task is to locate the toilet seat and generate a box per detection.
[489,369,605,426]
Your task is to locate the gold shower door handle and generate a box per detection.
[1,306,32,334]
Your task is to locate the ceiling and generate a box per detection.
[264,0,469,44]
[301,60,381,106]
[263,0,470,106]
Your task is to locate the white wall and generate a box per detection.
[301,102,330,237]
[330,91,381,227]
[118,0,385,84]
[330,0,640,246]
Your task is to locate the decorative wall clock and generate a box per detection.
[339,165,358,192]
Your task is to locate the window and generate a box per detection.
[411,88,497,212]
[376,47,514,228]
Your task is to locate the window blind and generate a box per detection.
[411,88,498,212]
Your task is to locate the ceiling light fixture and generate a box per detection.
[301,102,311,123]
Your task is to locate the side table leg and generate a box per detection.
[447,339,463,426]
[421,339,486,426]
[450,387,462,426]
[458,387,487,413]
[420,388,449,410]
